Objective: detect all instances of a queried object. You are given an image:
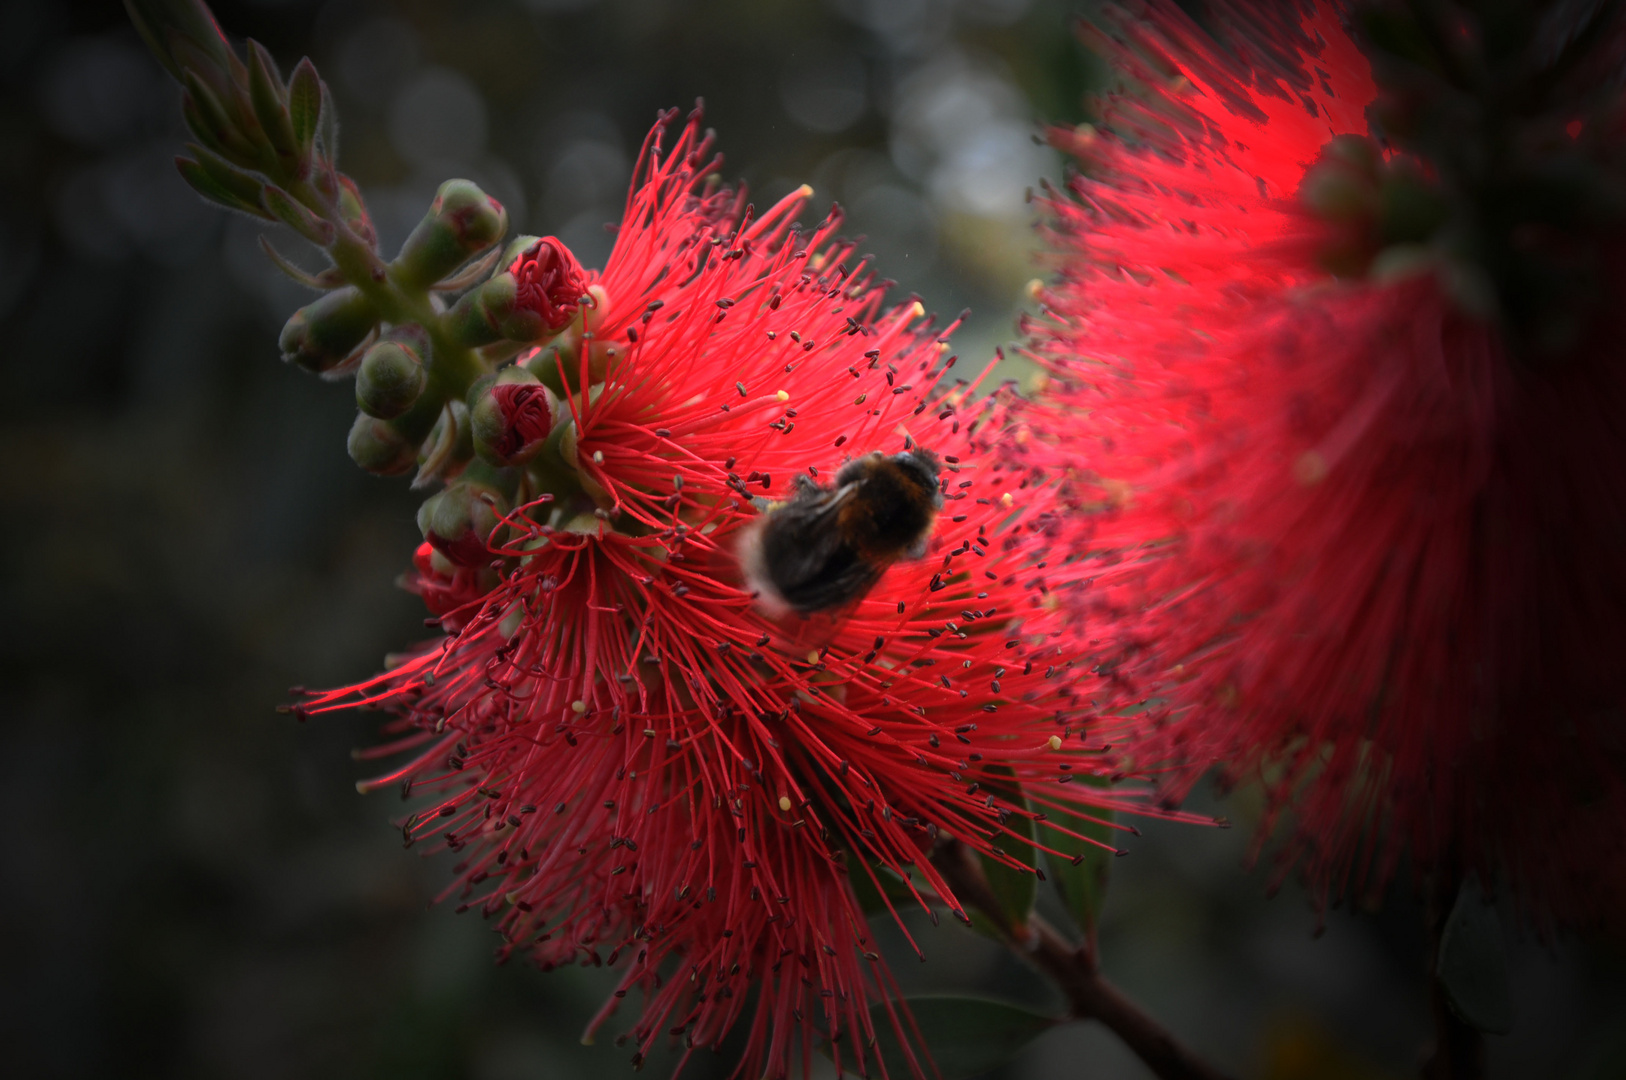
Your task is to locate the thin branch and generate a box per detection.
[933,841,1235,1080]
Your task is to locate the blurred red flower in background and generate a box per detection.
[309,110,1165,1077]
[1028,1,1626,924]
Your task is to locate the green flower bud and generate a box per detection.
[1378,165,1449,247]
[393,179,508,291]
[347,413,417,476]
[417,479,509,567]
[356,340,427,419]
[1300,137,1380,223]
[280,287,379,373]
[480,271,545,342]
[472,366,558,467]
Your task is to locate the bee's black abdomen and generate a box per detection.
[763,529,879,614]
[741,449,943,616]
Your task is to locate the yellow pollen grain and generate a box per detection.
[778,795,793,812]
[592,450,604,464]
[1025,278,1044,299]
[1048,735,1062,751]
[909,301,925,319]
[571,700,587,714]
[796,184,813,199]
[806,650,821,665]
[1000,492,1014,507]
[776,390,790,402]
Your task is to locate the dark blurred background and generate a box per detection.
[1,1,1621,1077]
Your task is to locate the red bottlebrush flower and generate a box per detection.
[403,541,495,634]
[1029,2,1626,925]
[310,108,1172,1078]
[511,235,589,331]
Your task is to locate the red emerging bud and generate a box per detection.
[471,374,558,467]
[404,541,494,633]
[489,383,554,455]
[510,236,588,331]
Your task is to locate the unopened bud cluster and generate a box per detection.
[277,174,602,568]
[133,0,613,580]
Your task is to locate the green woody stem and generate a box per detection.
[933,841,1235,1080]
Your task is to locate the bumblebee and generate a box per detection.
[739,449,943,616]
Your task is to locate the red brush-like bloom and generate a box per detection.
[512,236,590,331]
[309,109,1169,1078]
[1028,2,1626,923]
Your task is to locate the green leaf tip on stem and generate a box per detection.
[263,183,335,246]
[971,764,1038,941]
[246,39,305,175]
[1436,879,1513,1036]
[258,235,345,290]
[175,147,273,220]
[288,58,322,153]
[819,995,1057,1080]
[123,0,235,84]
[1042,774,1118,949]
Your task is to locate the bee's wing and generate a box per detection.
[759,483,877,611]
[763,484,856,579]
[783,555,880,615]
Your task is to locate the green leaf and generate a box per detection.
[1436,881,1512,1035]
[258,235,345,290]
[262,183,336,246]
[287,58,322,155]
[246,39,299,163]
[830,996,1057,1080]
[175,155,273,220]
[848,860,912,917]
[1040,774,1119,942]
[970,764,1036,938]
[179,66,246,159]
[186,141,262,197]
[123,0,236,83]
[317,74,341,163]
